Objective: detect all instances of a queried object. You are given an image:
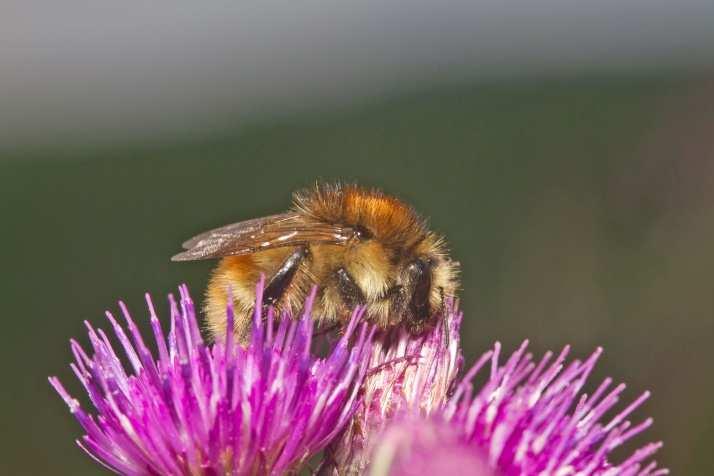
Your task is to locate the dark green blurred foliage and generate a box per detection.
[2,76,712,474]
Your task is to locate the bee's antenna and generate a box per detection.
[440,288,450,354]
[444,309,450,350]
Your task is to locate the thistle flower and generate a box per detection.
[322,301,464,474]
[50,281,665,476]
[49,283,374,475]
[370,341,667,476]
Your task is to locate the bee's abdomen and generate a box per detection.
[205,255,259,341]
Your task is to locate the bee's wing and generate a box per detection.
[180,214,289,250]
[172,212,357,261]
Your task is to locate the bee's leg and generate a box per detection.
[264,246,309,306]
[313,322,341,338]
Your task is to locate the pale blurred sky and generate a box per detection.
[1,0,713,150]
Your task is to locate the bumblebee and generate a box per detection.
[173,183,459,341]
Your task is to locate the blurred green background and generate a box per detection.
[2,74,714,474]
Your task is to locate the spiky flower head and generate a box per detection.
[369,341,667,476]
[49,282,373,475]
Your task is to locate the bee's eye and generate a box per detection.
[354,225,372,240]
[408,258,432,322]
[336,267,365,308]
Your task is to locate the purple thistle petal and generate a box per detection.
[50,281,373,475]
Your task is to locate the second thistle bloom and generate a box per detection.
[371,342,667,476]
[50,283,374,475]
